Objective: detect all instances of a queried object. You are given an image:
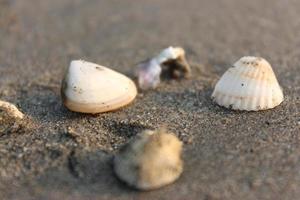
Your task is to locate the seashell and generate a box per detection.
[0,100,24,135]
[61,60,137,114]
[114,128,183,190]
[0,100,24,119]
[212,56,284,111]
[137,46,191,90]
[160,47,191,79]
[156,46,183,63]
[137,59,162,90]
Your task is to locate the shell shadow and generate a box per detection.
[15,83,84,123]
[102,119,151,139]
[34,149,138,197]
[151,86,238,115]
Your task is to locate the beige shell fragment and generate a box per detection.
[212,56,284,111]
[137,46,191,90]
[0,100,24,134]
[114,128,183,190]
[0,100,24,119]
[61,60,137,114]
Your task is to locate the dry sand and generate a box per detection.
[0,0,300,199]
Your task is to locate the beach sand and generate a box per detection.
[0,0,300,199]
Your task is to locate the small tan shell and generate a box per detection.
[114,128,183,190]
[61,60,137,114]
[212,56,284,111]
[0,100,24,134]
[0,100,24,119]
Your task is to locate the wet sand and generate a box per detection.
[0,0,300,199]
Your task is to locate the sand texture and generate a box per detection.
[0,0,300,199]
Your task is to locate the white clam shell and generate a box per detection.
[212,56,284,111]
[114,129,183,190]
[61,60,137,114]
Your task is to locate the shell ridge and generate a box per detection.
[211,57,284,111]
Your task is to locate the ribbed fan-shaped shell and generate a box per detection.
[212,57,284,111]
